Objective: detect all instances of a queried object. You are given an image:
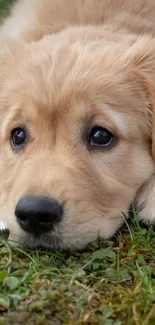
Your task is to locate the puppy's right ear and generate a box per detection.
[128,36,155,224]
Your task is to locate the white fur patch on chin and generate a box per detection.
[0,220,9,230]
[0,220,10,239]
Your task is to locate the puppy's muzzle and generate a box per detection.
[15,196,63,236]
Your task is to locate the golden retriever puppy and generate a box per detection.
[0,0,155,249]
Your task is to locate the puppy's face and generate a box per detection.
[0,30,154,249]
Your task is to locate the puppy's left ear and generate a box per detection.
[126,36,155,160]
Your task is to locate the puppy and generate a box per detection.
[0,0,155,250]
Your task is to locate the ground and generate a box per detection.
[0,1,155,324]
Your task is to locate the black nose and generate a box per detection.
[15,196,63,235]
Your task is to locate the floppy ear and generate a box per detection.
[127,36,155,160]
[130,36,155,223]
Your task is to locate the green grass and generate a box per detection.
[0,0,13,22]
[0,1,155,324]
[0,214,155,325]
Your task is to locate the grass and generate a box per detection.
[0,213,155,325]
[0,0,13,22]
[0,1,155,324]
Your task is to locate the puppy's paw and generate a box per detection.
[135,175,155,225]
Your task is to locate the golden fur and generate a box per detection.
[0,0,155,249]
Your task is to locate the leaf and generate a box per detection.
[92,249,116,261]
[4,276,19,290]
[104,250,116,259]
[105,267,116,276]
[0,296,10,310]
[0,271,8,282]
[136,255,145,264]
[92,262,100,270]
[105,268,131,283]
[103,307,113,318]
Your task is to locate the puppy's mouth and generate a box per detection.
[8,196,129,250]
[11,226,64,250]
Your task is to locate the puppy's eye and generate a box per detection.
[11,128,27,149]
[89,127,114,147]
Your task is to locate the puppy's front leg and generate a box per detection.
[135,175,155,224]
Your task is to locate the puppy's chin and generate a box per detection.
[8,232,98,251]
[15,233,63,250]
[7,220,62,250]
[8,213,124,251]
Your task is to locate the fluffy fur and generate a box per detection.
[0,0,155,249]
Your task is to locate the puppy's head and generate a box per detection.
[0,29,155,249]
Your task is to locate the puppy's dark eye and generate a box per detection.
[11,128,27,149]
[89,127,114,147]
